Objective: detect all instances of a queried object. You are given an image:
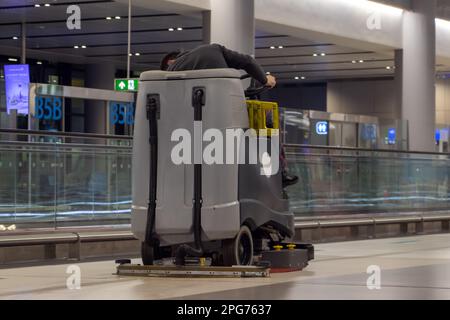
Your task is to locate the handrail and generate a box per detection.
[285,143,448,156]
[0,140,132,151]
[0,128,133,141]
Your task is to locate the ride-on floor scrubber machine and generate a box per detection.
[127,68,313,272]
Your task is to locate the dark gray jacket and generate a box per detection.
[168,43,267,85]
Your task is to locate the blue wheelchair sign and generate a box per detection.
[316,121,328,135]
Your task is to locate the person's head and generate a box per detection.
[160,51,180,70]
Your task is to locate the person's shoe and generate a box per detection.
[282,171,299,188]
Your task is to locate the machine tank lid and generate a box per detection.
[139,68,242,81]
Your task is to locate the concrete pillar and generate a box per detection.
[204,0,255,56]
[402,0,436,152]
[85,63,116,134]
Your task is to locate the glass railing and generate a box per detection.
[285,144,450,216]
[0,130,132,229]
[2,131,450,230]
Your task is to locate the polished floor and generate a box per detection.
[1,234,450,299]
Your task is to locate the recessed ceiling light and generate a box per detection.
[294,76,299,80]
[266,72,271,75]
[135,53,141,56]
[270,46,275,50]
[359,60,364,63]
[278,45,284,49]
[81,45,87,48]
[74,45,79,49]
[168,28,174,31]
[44,3,50,7]
[115,16,121,20]
[313,53,318,57]
[177,27,183,31]
[386,66,391,70]
[34,4,41,7]
[320,53,326,56]
[106,17,112,20]
[301,76,306,80]
[8,58,18,62]
[352,60,357,64]
[12,36,18,40]
[37,61,43,65]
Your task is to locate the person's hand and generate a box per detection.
[265,75,276,88]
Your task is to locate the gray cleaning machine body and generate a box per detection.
[131,69,295,265]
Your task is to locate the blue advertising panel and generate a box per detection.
[4,64,30,115]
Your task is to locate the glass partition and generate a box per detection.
[0,132,132,229]
[285,145,450,217]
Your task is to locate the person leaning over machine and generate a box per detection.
[160,43,298,188]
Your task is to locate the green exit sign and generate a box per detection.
[115,78,139,92]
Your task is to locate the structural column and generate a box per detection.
[203,0,255,56]
[85,63,116,134]
[402,0,436,152]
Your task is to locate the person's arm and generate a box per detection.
[217,44,270,86]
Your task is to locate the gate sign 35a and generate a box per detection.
[316,121,328,135]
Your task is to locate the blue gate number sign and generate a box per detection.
[35,96,62,121]
[110,102,135,126]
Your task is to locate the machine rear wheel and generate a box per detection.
[141,242,155,265]
[222,225,254,266]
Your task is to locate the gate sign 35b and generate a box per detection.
[110,102,134,125]
[35,96,62,121]
[316,121,328,135]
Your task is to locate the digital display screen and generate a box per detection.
[4,64,30,115]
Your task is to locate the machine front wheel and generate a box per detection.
[222,225,254,266]
[141,242,155,265]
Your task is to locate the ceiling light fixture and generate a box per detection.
[81,45,87,49]
[106,17,112,20]
[359,60,364,63]
[301,76,306,80]
[294,76,300,80]
[177,27,183,31]
[168,28,175,31]
[352,60,357,64]
[37,61,43,65]
[266,72,271,75]
[74,45,79,49]
[386,66,391,70]
[34,4,41,7]
[135,53,141,56]
[8,58,18,62]
[12,36,18,40]
[270,46,275,50]
[115,16,121,20]
[313,53,318,57]
[320,53,326,56]
[44,3,51,7]
[278,45,284,49]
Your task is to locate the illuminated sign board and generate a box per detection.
[388,128,396,145]
[315,121,328,135]
[4,64,30,115]
[114,79,139,92]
